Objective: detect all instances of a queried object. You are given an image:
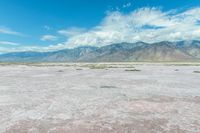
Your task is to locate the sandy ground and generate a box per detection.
[0,63,200,133]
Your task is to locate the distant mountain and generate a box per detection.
[0,41,200,62]
[0,46,96,62]
[175,41,200,59]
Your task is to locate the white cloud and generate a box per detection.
[0,27,22,36]
[41,35,57,41]
[58,27,86,37]
[123,2,131,8]
[2,7,200,53]
[0,43,66,54]
[0,41,20,46]
[60,7,200,48]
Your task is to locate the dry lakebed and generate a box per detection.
[0,63,200,133]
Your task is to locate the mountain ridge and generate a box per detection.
[0,41,200,62]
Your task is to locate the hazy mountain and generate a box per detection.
[0,41,200,62]
[175,41,200,59]
[40,46,97,62]
[0,46,97,62]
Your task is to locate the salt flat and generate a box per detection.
[0,63,200,133]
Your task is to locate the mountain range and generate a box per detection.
[0,41,200,62]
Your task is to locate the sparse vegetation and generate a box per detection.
[80,63,135,69]
[100,85,117,88]
[89,64,107,69]
[125,69,141,72]
[193,71,200,73]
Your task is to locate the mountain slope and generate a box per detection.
[78,42,147,62]
[0,46,97,62]
[175,41,200,59]
[78,41,199,62]
[127,42,195,61]
[0,41,200,62]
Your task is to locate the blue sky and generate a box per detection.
[0,0,200,53]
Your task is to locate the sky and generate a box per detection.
[0,0,200,53]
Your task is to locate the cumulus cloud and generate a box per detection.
[41,35,57,41]
[0,27,22,36]
[2,7,200,53]
[60,7,200,48]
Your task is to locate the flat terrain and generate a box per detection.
[0,63,200,133]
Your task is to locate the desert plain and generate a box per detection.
[0,63,200,133]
